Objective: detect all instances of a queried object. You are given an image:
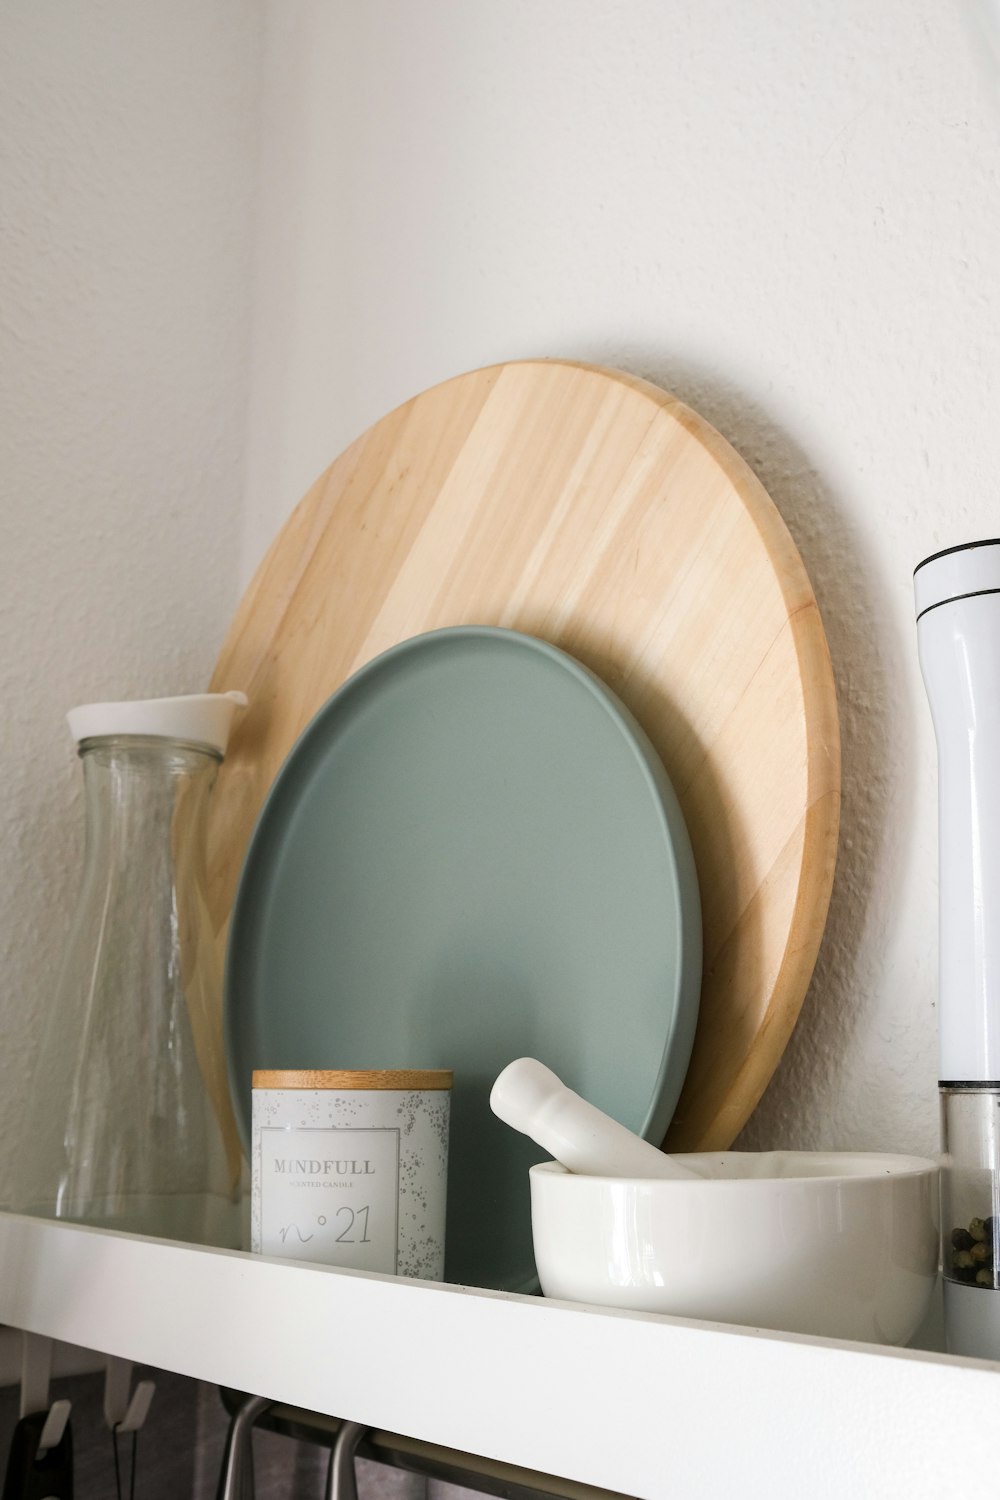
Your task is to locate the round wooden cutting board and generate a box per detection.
[207,359,840,1154]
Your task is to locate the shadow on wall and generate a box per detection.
[573,348,918,1152]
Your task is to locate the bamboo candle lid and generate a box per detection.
[252,1068,453,1091]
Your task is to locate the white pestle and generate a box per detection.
[490,1057,699,1180]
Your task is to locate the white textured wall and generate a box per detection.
[241,0,1000,1162]
[6,0,1000,1199]
[0,3,262,1201]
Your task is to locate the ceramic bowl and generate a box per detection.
[529,1151,939,1344]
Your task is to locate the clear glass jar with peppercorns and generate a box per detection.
[941,1089,1000,1291]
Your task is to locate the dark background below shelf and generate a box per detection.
[0,1366,473,1499]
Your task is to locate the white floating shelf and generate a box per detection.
[0,1212,997,1498]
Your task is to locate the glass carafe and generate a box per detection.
[17,694,246,1247]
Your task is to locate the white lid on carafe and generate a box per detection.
[67,691,247,755]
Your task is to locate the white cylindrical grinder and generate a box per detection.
[916,539,1000,1356]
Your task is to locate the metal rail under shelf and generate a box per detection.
[219,1393,630,1500]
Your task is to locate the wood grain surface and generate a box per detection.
[208,359,840,1153]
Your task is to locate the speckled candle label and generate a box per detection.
[252,1087,450,1279]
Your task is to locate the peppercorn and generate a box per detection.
[986,1215,996,1244]
[954,1249,975,1270]
[970,1217,988,1243]
[952,1227,975,1251]
[971,1239,992,1265]
[976,1268,994,1288]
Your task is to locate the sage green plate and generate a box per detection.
[226,626,701,1291]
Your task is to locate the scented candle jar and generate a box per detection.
[251,1069,451,1278]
